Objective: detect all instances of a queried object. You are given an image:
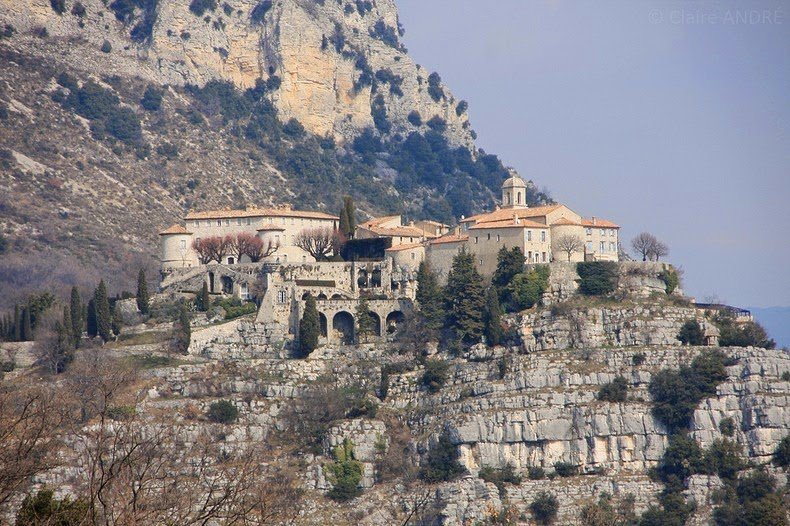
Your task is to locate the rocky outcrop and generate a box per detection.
[0,0,473,146]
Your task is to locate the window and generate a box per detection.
[237,219,242,226]
[474,236,479,244]
[586,241,593,252]
[517,191,522,204]
[586,227,592,235]
[246,218,251,226]
[277,290,286,303]
[180,240,186,250]
[225,219,230,226]
[609,242,616,252]
[496,234,501,242]
[542,252,547,262]
[541,230,546,242]
[527,230,532,241]
[217,220,222,227]
[487,233,491,240]
[527,251,532,260]
[611,229,615,237]
[600,241,605,252]
[411,252,416,260]
[240,283,250,300]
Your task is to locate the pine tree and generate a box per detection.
[356,299,376,342]
[197,282,211,312]
[484,287,504,346]
[111,301,122,337]
[21,307,32,341]
[13,305,21,341]
[53,306,75,373]
[173,305,191,354]
[70,286,82,347]
[492,246,525,290]
[444,248,486,345]
[339,205,351,238]
[94,280,112,343]
[136,269,149,314]
[298,294,320,357]
[343,196,356,238]
[416,261,445,332]
[86,298,98,337]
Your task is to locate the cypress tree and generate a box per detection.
[86,298,98,337]
[298,294,320,357]
[136,269,149,314]
[339,206,351,238]
[94,280,112,343]
[356,298,376,342]
[444,248,486,345]
[13,305,21,341]
[70,286,82,347]
[21,307,32,341]
[174,305,191,354]
[343,196,356,238]
[416,261,445,332]
[111,301,122,337]
[197,282,211,312]
[484,287,504,346]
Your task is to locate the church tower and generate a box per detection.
[501,169,528,209]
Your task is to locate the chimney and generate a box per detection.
[592,216,597,225]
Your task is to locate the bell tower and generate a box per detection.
[501,169,528,209]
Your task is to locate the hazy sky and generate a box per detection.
[397,0,790,308]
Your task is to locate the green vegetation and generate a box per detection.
[774,435,790,467]
[421,359,449,393]
[101,40,112,53]
[173,305,191,354]
[479,464,521,497]
[713,312,775,349]
[355,298,376,342]
[206,399,239,424]
[420,432,467,483]
[249,0,272,25]
[649,350,729,434]
[136,269,149,314]
[415,261,445,333]
[492,246,524,294]
[659,267,679,294]
[678,319,704,345]
[196,282,211,312]
[326,439,363,501]
[69,286,82,348]
[407,110,422,126]
[580,493,637,526]
[189,0,216,16]
[483,287,504,346]
[719,417,736,437]
[16,488,88,526]
[214,297,256,319]
[111,302,122,336]
[369,19,402,49]
[530,491,559,525]
[506,265,550,311]
[298,294,320,357]
[50,0,66,15]
[632,352,646,366]
[528,466,546,480]
[577,262,619,296]
[140,86,163,111]
[712,470,788,526]
[94,280,112,342]
[553,461,578,477]
[427,72,444,102]
[444,248,486,345]
[597,376,628,402]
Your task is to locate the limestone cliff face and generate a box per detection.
[0,0,473,146]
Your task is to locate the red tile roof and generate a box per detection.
[159,224,192,235]
[186,206,338,221]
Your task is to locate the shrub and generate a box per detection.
[427,72,444,102]
[506,265,549,311]
[678,319,704,346]
[782,371,790,381]
[633,352,646,366]
[426,115,447,132]
[516,467,541,483]
[530,492,559,525]
[206,399,238,424]
[107,405,136,421]
[326,439,363,501]
[553,461,578,477]
[189,0,217,17]
[369,20,400,49]
[421,359,449,393]
[50,0,66,15]
[581,493,637,526]
[101,40,112,53]
[456,100,468,116]
[774,435,790,467]
[576,262,618,296]
[659,268,680,294]
[140,86,163,111]
[713,470,786,526]
[703,439,745,481]
[16,489,88,525]
[597,376,628,402]
[371,95,390,134]
[479,464,521,497]
[420,432,466,483]
[714,313,775,349]
[407,110,422,126]
[719,417,736,437]
[250,0,272,25]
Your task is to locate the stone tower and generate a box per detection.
[501,169,528,209]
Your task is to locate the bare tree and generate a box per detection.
[233,233,278,263]
[631,232,658,261]
[649,241,669,261]
[294,228,339,261]
[192,237,215,264]
[556,234,583,261]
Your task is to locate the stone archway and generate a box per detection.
[319,312,328,338]
[386,310,405,334]
[371,269,382,288]
[333,311,355,345]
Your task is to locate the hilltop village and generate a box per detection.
[159,174,622,344]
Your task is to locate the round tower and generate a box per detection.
[502,169,528,209]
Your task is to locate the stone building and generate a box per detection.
[159,205,339,270]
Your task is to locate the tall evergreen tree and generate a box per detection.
[21,307,32,341]
[483,287,504,346]
[53,306,75,373]
[94,280,112,343]
[415,261,445,332]
[86,298,98,337]
[173,304,191,354]
[197,282,211,312]
[355,299,376,342]
[444,248,486,345]
[111,301,122,337]
[298,294,320,357]
[492,246,525,289]
[342,196,356,238]
[136,269,150,314]
[339,205,351,239]
[69,286,82,347]
[13,305,21,341]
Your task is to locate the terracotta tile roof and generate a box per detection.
[416,219,450,227]
[363,225,426,238]
[361,215,401,228]
[385,242,425,252]
[581,218,619,228]
[469,219,547,230]
[428,234,469,245]
[159,224,192,235]
[185,206,338,221]
[460,204,562,224]
[256,225,286,231]
[551,217,582,226]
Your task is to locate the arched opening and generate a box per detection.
[332,311,355,345]
[357,269,369,288]
[391,281,400,291]
[331,293,344,299]
[370,312,381,337]
[208,272,215,293]
[386,311,405,334]
[221,276,233,294]
[302,292,311,300]
[319,312,328,338]
[517,191,522,204]
[317,293,328,300]
[227,256,235,265]
[371,269,382,288]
